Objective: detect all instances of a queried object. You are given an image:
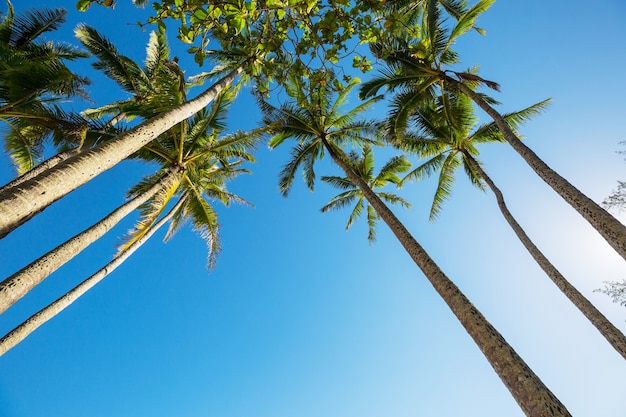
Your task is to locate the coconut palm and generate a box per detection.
[119,107,258,268]
[0,25,258,313]
[0,86,257,351]
[398,91,626,360]
[320,146,411,243]
[0,39,251,238]
[0,26,196,312]
[261,75,571,416]
[360,0,626,262]
[0,1,90,173]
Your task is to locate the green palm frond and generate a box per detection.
[119,171,182,253]
[429,151,461,220]
[182,180,221,268]
[345,197,366,230]
[144,29,170,80]
[8,6,66,48]
[378,192,412,209]
[75,24,149,96]
[320,189,359,213]
[275,139,321,195]
[2,118,42,174]
[402,152,448,184]
[461,151,485,191]
[320,175,355,191]
[447,0,494,45]
[365,204,378,243]
[374,155,412,187]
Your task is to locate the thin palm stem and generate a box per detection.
[449,77,626,262]
[0,196,184,357]
[0,169,180,315]
[465,153,626,360]
[321,137,571,417]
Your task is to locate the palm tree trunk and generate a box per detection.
[0,196,183,357]
[0,169,181,315]
[464,153,626,360]
[0,62,248,238]
[448,77,626,262]
[0,149,83,239]
[321,137,571,416]
[0,149,81,194]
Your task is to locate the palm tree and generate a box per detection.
[360,1,626,262]
[260,75,572,416]
[0,1,90,173]
[0,26,194,313]
[0,37,252,238]
[320,146,411,243]
[0,87,257,352]
[0,26,258,313]
[397,91,626,360]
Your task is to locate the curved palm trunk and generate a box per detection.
[321,138,571,416]
[0,197,183,357]
[0,62,248,238]
[464,153,626,360]
[0,169,180,315]
[449,77,626,262]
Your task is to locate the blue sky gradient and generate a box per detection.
[1,1,625,416]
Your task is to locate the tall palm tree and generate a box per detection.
[0,26,258,313]
[0,26,193,313]
[360,1,626,262]
[320,146,411,243]
[260,75,572,416]
[397,91,626,360]
[0,1,90,173]
[0,39,252,238]
[0,87,257,352]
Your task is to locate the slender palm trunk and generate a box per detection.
[321,138,571,416]
[448,77,626,262]
[0,169,180,315]
[0,197,183,357]
[464,153,626,360]
[0,149,83,239]
[0,62,248,238]
[0,149,81,194]
[0,112,127,239]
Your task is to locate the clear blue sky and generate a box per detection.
[1,1,626,416]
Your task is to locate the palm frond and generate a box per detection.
[429,151,461,220]
[402,152,448,185]
[320,175,356,191]
[75,24,149,95]
[461,151,486,191]
[9,6,66,48]
[320,190,359,213]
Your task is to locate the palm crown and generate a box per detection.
[120,86,260,268]
[321,146,412,243]
[359,0,497,135]
[397,91,550,219]
[259,73,382,195]
[0,1,90,172]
